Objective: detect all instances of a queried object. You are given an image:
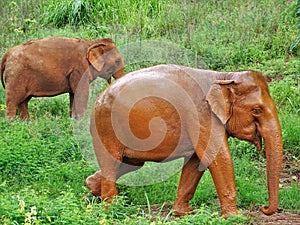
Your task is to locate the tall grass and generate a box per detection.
[0,0,298,71]
[290,0,300,54]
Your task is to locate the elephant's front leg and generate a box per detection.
[208,141,239,217]
[72,78,89,119]
[173,154,205,216]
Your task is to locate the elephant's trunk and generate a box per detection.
[107,66,124,84]
[258,115,283,215]
[113,64,125,80]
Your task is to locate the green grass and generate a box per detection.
[0,0,299,224]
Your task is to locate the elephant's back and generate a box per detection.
[93,64,200,155]
[94,64,183,110]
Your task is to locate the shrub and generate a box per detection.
[290,0,300,54]
[41,0,94,27]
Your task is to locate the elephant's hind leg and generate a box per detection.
[18,97,31,119]
[101,158,145,201]
[173,154,205,216]
[100,171,119,202]
[85,171,102,196]
[93,142,124,201]
[94,149,120,201]
[85,160,144,197]
[5,101,17,119]
[5,87,29,119]
[5,90,19,118]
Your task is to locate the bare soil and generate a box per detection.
[280,155,300,188]
[250,211,300,225]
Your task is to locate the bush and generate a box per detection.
[290,0,300,54]
[0,118,82,184]
[269,76,300,115]
[41,0,94,27]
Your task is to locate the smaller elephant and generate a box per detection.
[86,64,282,217]
[1,37,124,119]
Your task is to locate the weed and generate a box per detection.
[290,0,300,54]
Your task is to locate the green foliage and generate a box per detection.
[0,119,82,184]
[1,0,298,72]
[29,95,70,119]
[279,112,300,154]
[290,0,300,53]
[41,0,95,27]
[269,75,300,114]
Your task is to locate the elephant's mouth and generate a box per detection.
[252,131,263,155]
[103,68,116,83]
[227,122,263,155]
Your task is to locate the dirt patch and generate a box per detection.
[250,211,300,225]
[280,155,300,188]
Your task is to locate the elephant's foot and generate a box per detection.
[173,201,195,216]
[220,205,240,218]
[85,171,102,196]
[221,210,242,218]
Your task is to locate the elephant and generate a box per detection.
[85,64,283,217]
[0,37,124,119]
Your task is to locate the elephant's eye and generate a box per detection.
[115,59,121,67]
[252,107,262,115]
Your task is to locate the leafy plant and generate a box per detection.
[41,0,94,27]
[269,76,300,114]
[290,0,300,54]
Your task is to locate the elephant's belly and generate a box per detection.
[30,76,70,97]
[122,97,195,162]
[123,139,194,162]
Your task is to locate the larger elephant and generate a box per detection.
[1,37,124,119]
[86,64,282,217]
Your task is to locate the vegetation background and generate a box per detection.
[0,0,299,224]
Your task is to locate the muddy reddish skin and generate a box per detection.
[86,64,282,217]
[1,37,124,119]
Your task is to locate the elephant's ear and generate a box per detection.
[206,80,236,124]
[87,43,106,72]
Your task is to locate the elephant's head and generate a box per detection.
[87,38,125,83]
[206,71,283,215]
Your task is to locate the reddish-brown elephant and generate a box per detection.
[86,64,283,217]
[1,37,124,119]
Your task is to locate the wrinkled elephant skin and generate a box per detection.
[86,64,283,217]
[1,37,124,119]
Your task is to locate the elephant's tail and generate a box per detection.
[1,52,7,89]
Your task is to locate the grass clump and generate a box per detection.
[290,0,300,54]
[41,0,95,27]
